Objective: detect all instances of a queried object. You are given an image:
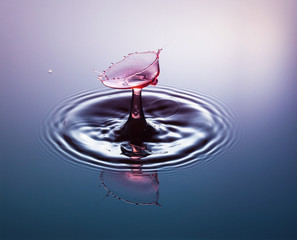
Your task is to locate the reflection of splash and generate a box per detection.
[120,142,150,160]
[100,170,160,206]
[100,141,160,206]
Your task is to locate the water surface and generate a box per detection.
[42,87,238,172]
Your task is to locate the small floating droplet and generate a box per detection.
[48,69,53,74]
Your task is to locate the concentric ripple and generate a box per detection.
[42,86,238,172]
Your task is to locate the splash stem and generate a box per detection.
[129,88,145,120]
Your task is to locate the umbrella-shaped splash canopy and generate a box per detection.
[98,50,161,89]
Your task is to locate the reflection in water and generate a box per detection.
[100,141,160,206]
[100,170,160,206]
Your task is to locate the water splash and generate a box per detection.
[98,50,161,89]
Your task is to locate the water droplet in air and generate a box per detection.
[48,69,53,74]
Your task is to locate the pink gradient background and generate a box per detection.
[1,0,296,121]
